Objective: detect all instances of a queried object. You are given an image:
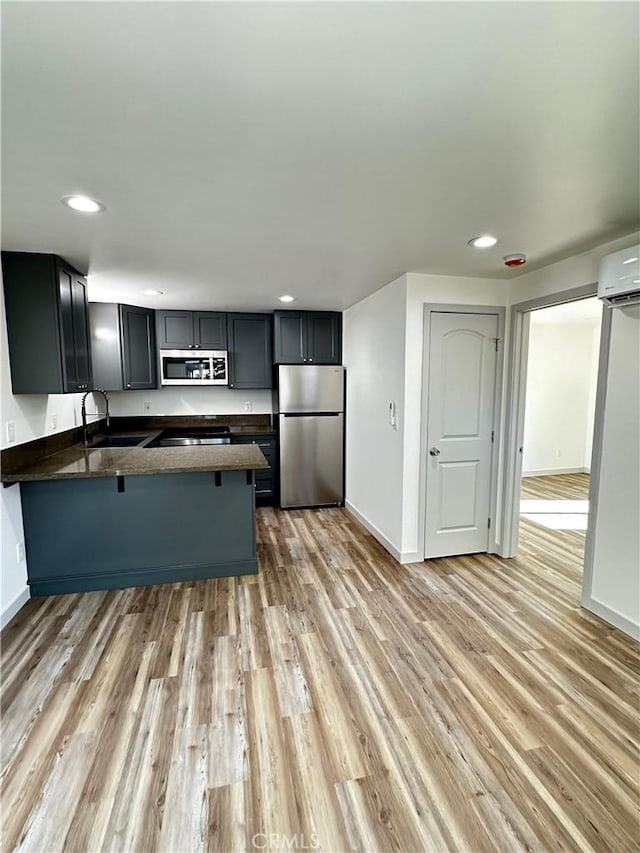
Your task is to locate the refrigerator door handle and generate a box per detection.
[282,412,341,417]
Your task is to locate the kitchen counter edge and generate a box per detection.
[2,440,269,484]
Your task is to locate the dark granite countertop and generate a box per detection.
[2,432,268,484]
[228,425,277,436]
[108,415,276,437]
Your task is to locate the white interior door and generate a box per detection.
[425,312,498,558]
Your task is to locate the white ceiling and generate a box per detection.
[2,2,639,311]
[530,296,602,326]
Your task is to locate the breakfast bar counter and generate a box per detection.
[3,438,269,597]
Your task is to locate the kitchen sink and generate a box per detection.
[88,435,151,449]
[144,425,231,447]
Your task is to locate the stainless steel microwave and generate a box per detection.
[160,350,228,385]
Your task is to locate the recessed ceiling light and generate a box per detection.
[279,295,295,303]
[61,194,105,213]
[622,257,638,265]
[141,289,164,296]
[468,235,498,249]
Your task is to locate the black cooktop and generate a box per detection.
[158,426,231,439]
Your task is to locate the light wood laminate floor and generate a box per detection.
[521,472,590,501]
[1,502,638,852]
[520,473,591,579]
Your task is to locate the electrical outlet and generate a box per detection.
[244,401,252,412]
[144,401,152,413]
[51,412,57,430]
[5,421,15,443]
[16,541,25,563]
[555,448,562,458]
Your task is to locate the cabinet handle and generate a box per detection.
[126,383,131,388]
[309,358,313,362]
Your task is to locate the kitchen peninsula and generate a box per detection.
[2,430,268,596]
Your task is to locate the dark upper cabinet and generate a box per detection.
[2,251,92,394]
[273,310,342,364]
[156,310,227,349]
[121,305,157,390]
[273,311,306,364]
[90,303,157,391]
[227,313,273,389]
[156,311,192,349]
[307,312,342,364]
[194,312,227,349]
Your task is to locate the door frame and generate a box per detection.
[419,304,506,560]
[498,282,612,594]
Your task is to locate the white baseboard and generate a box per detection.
[581,595,640,641]
[400,550,422,564]
[345,501,420,564]
[522,467,590,478]
[1,586,30,631]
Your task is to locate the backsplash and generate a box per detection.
[107,386,273,417]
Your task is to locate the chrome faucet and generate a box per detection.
[81,389,110,446]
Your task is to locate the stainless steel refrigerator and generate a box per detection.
[277,365,345,508]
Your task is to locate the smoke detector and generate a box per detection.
[503,254,527,268]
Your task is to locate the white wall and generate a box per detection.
[402,273,509,558]
[509,231,640,638]
[584,323,601,470]
[523,320,600,476]
[343,271,508,561]
[108,386,272,417]
[343,275,408,558]
[587,305,640,637]
[509,233,640,303]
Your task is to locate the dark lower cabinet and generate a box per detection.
[90,303,157,391]
[273,310,342,364]
[21,470,258,595]
[2,251,92,394]
[232,434,277,504]
[156,310,227,349]
[227,313,273,389]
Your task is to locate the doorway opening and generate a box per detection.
[518,297,602,577]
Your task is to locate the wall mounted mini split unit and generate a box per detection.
[598,244,640,307]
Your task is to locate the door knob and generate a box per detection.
[429,447,440,456]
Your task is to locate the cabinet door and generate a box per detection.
[273,311,307,364]
[58,264,79,390]
[120,305,157,390]
[156,311,193,348]
[71,273,92,389]
[307,312,342,364]
[227,314,273,389]
[58,263,91,391]
[232,435,277,504]
[194,312,227,349]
